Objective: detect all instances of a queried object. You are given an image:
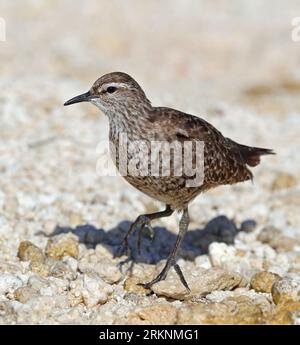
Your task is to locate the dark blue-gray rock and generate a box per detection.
[240,219,257,233]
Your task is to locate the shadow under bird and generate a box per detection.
[64,72,274,290]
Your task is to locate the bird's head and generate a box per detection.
[64,72,151,115]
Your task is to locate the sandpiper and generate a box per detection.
[64,72,274,290]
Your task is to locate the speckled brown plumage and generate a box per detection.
[64,72,274,290]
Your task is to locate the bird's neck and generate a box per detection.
[107,103,153,139]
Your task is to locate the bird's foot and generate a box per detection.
[116,237,130,258]
[173,264,190,291]
[115,236,133,272]
[117,255,134,273]
[138,262,190,291]
[116,215,154,258]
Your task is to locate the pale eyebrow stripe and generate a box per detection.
[101,82,132,91]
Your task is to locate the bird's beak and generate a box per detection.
[64,91,93,106]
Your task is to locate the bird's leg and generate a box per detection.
[139,208,190,290]
[136,221,155,256]
[118,205,173,258]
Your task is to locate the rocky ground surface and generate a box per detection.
[0,0,300,324]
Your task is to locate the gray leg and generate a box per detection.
[118,205,173,256]
[140,208,190,290]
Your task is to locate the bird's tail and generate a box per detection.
[238,144,275,167]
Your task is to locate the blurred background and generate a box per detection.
[1,0,300,325]
[0,0,299,244]
[1,0,300,111]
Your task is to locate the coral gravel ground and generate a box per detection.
[0,0,300,324]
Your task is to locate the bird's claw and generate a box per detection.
[115,238,130,258]
[116,215,155,259]
[137,282,152,290]
[137,263,190,292]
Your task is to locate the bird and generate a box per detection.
[64,72,274,290]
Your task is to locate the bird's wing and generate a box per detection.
[150,107,221,143]
[150,107,251,167]
[148,107,257,184]
[151,108,269,165]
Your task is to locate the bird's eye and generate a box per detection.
[106,86,117,94]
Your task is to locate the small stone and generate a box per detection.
[95,244,114,260]
[0,261,22,273]
[258,226,299,252]
[117,304,178,325]
[29,261,50,277]
[206,289,273,317]
[250,271,281,293]
[240,220,257,233]
[68,278,84,307]
[45,233,79,260]
[68,273,113,308]
[236,249,247,257]
[208,242,284,281]
[82,273,113,307]
[151,266,243,300]
[272,275,300,305]
[129,263,157,281]
[178,295,263,324]
[79,259,121,284]
[124,276,151,295]
[0,301,17,323]
[25,295,69,317]
[208,242,236,267]
[62,256,78,272]
[68,212,84,226]
[257,226,281,243]
[46,277,69,296]
[27,275,49,291]
[0,301,15,317]
[272,173,297,191]
[43,220,57,235]
[95,262,121,284]
[269,301,300,324]
[194,255,212,269]
[50,261,77,280]
[14,286,40,303]
[17,241,45,264]
[136,304,178,324]
[0,273,23,295]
